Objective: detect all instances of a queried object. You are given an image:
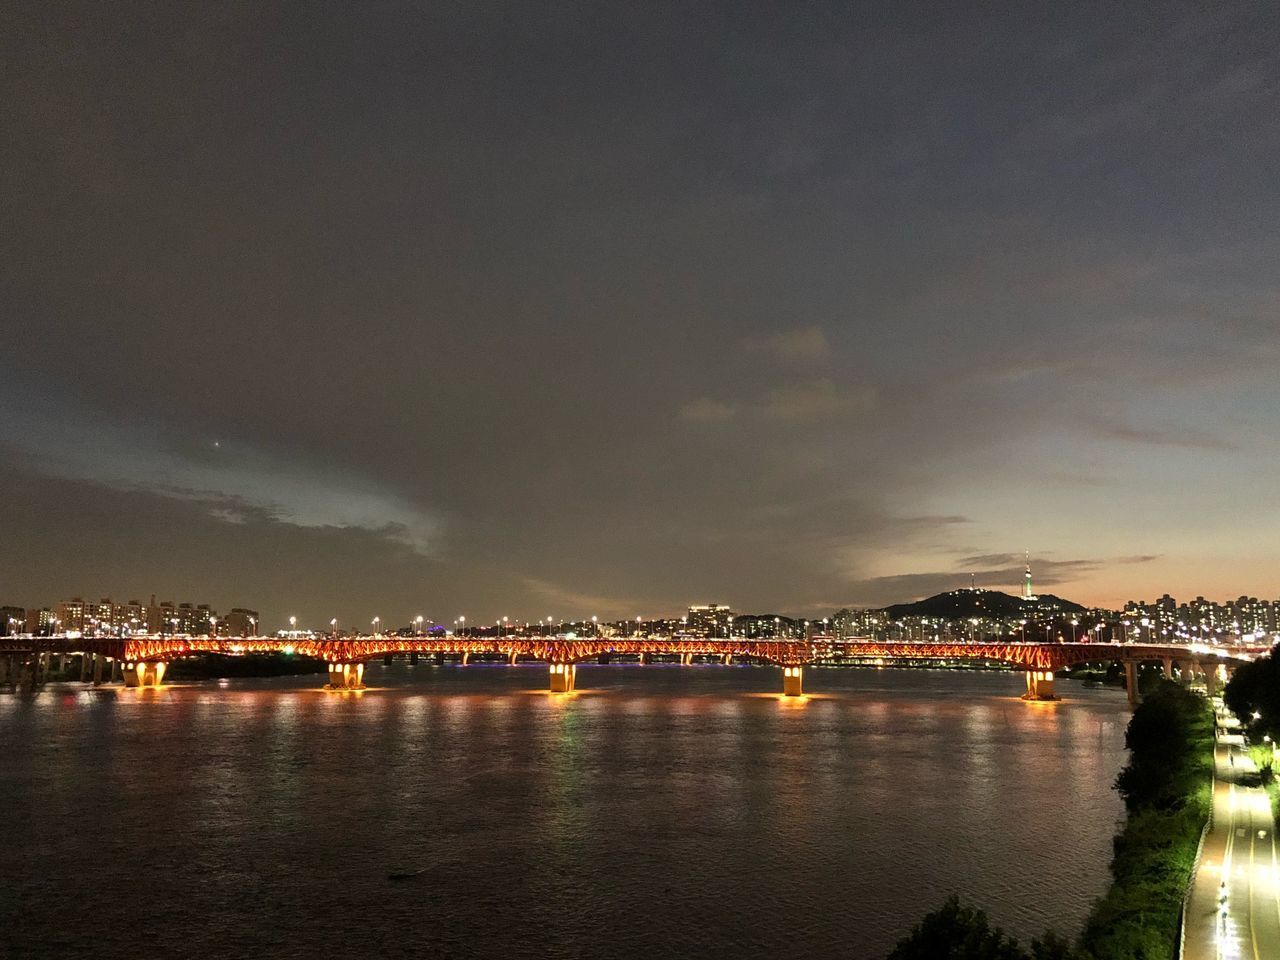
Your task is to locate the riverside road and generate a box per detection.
[1184,708,1280,960]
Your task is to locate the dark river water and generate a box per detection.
[1,663,1131,959]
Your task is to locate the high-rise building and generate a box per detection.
[54,597,151,635]
[150,601,216,635]
[686,604,733,636]
[25,608,53,635]
[223,608,260,636]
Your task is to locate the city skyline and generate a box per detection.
[4,4,1278,624]
[7,570,1280,636]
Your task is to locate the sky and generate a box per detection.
[3,2,1278,630]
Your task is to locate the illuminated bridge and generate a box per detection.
[0,635,1265,703]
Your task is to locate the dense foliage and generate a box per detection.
[886,680,1212,960]
[885,897,1072,960]
[1224,643,1280,744]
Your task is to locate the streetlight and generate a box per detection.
[458,615,466,636]
[330,618,337,638]
[1070,619,1078,643]
[372,616,381,635]
[591,615,598,636]
[415,615,424,635]
[289,615,297,634]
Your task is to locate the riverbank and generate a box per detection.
[1076,681,1213,958]
[887,680,1213,959]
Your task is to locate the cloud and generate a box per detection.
[957,553,1023,568]
[1087,418,1236,451]
[763,378,875,422]
[521,577,642,619]
[0,383,441,554]
[678,398,739,423]
[842,556,1112,607]
[680,379,876,426]
[743,326,831,363]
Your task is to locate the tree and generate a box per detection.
[886,897,1029,960]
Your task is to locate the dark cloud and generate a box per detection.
[3,2,1279,625]
[846,558,1107,608]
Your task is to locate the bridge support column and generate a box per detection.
[782,665,804,697]
[1204,664,1220,697]
[383,654,394,666]
[1023,670,1057,701]
[111,658,121,682]
[1161,658,1173,680]
[723,654,732,665]
[680,652,693,666]
[123,661,167,688]
[549,662,576,693]
[326,662,365,690]
[460,652,470,666]
[79,654,91,682]
[0,655,10,687]
[1178,661,1192,687]
[509,651,518,665]
[410,652,419,664]
[639,652,648,665]
[1123,661,1140,708]
[92,653,104,685]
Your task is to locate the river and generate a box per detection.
[0,663,1131,959]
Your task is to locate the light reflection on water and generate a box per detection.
[0,664,1130,959]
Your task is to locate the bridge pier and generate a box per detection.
[123,661,167,688]
[1123,661,1140,708]
[1023,670,1057,701]
[0,655,10,688]
[639,652,648,665]
[680,653,693,666]
[1203,663,1220,697]
[111,658,121,683]
[460,652,470,666]
[384,654,394,666]
[723,653,732,665]
[410,653,419,664]
[549,662,576,693]
[1161,657,1173,680]
[1178,660,1192,687]
[326,662,365,690]
[79,653,91,682]
[509,651,518,665]
[782,665,804,697]
[92,653,104,685]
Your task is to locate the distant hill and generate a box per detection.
[883,588,1086,621]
